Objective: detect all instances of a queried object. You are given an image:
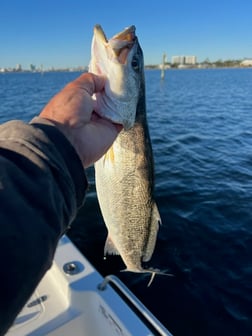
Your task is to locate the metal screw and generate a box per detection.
[63,261,82,275]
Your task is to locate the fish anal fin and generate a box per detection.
[142,201,161,262]
[104,235,120,255]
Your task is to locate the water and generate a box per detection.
[1,69,252,335]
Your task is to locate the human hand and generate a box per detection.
[40,73,122,168]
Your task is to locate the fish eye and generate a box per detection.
[131,57,139,71]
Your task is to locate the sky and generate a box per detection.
[0,0,252,69]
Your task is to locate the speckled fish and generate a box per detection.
[89,25,161,276]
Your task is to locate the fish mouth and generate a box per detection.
[94,24,136,63]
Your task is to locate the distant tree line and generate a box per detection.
[203,58,242,67]
[145,58,245,69]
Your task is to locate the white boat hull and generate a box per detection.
[8,236,172,336]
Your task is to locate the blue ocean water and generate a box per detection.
[1,69,252,335]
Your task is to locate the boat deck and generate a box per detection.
[8,236,172,336]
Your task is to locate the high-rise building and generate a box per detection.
[16,64,22,71]
[171,56,185,65]
[185,56,197,65]
[171,55,197,65]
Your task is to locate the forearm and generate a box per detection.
[0,118,87,334]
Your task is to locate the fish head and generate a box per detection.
[89,24,144,130]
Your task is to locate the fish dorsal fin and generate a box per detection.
[142,202,161,262]
[104,235,120,255]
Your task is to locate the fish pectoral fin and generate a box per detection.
[142,201,161,262]
[104,235,120,255]
[103,146,115,166]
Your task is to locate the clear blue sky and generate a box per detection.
[1,0,251,69]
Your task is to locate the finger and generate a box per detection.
[69,73,106,96]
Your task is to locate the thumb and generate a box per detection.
[67,72,106,96]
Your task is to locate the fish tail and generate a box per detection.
[121,267,174,287]
[145,268,174,287]
[147,271,156,287]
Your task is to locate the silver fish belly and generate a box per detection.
[91,25,161,273]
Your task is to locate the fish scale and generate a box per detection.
[95,119,160,272]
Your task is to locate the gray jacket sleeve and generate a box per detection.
[0,117,87,335]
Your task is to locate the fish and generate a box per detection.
[89,25,167,283]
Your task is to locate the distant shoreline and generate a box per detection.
[2,58,252,73]
[1,65,252,74]
[145,65,252,70]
